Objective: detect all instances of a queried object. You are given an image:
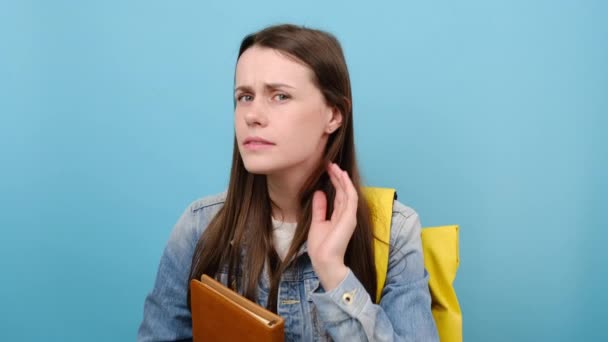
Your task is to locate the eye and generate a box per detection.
[237,94,253,102]
[273,93,290,101]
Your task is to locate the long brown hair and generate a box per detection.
[188,24,377,312]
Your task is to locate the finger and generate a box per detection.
[334,165,351,211]
[311,190,327,223]
[328,164,345,221]
[332,163,346,190]
[327,164,343,203]
[338,170,359,229]
[327,163,342,194]
[341,170,359,210]
[341,169,358,200]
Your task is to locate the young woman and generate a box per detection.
[138,24,438,341]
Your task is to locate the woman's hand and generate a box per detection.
[307,162,359,291]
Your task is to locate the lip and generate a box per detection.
[244,136,274,145]
[243,136,275,150]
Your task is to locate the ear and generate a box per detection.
[325,106,343,134]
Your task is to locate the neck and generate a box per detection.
[265,140,327,223]
[266,172,305,223]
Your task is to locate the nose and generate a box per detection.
[243,98,268,127]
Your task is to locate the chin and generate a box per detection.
[241,160,281,175]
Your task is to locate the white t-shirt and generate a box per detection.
[271,218,298,261]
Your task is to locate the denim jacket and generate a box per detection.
[137,192,439,341]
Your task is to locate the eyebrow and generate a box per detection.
[234,83,296,93]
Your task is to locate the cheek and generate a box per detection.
[290,101,326,127]
[234,110,245,133]
[279,111,326,150]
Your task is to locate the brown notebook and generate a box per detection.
[190,275,284,341]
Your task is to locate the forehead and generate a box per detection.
[235,46,314,86]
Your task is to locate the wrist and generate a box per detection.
[313,262,349,292]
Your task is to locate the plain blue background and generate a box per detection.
[1,1,606,341]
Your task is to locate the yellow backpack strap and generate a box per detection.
[362,187,395,303]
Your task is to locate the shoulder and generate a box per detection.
[389,199,423,249]
[187,191,227,235]
[189,191,227,213]
[168,191,227,246]
[391,199,419,221]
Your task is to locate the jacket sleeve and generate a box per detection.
[309,210,439,341]
[137,206,199,342]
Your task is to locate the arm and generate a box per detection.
[137,206,199,342]
[310,211,439,341]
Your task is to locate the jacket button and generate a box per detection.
[342,292,353,304]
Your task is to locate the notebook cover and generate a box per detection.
[190,275,284,341]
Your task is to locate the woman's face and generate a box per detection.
[234,46,341,176]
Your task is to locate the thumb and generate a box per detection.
[311,190,327,224]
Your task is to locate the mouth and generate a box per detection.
[243,136,275,150]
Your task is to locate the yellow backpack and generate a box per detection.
[363,187,462,342]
